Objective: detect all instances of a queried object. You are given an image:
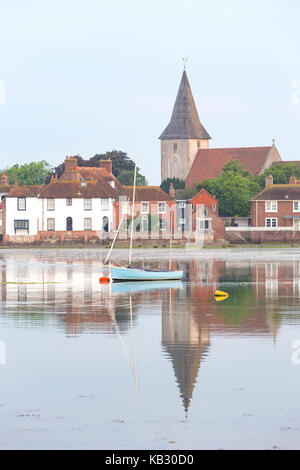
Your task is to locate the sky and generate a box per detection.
[0,0,300,184]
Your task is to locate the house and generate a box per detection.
[251,175,300,232]
[160,69,282,186]
[225,175,300,244]
[2,156,121,244]
[167,185,225,243]
[114,185,175,235]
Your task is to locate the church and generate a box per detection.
[159,70,282,188]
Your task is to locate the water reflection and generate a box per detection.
[1,251,300,420]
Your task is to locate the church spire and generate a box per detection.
[159,70,211,140]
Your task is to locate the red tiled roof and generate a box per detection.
[38,180,117,199]
[77,167,123,192]
[6,185,43,197]
[0,185,13,193]
[190,188,217,205]
[123,186,174,202]
[185,147,272,188]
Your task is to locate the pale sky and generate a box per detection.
[0,0,300,184]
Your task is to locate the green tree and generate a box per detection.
[117,169,148,186]
[255,163,300,189]
[160,178,185,194]
[195,160,260,217]
[51,150,148,186]
[1,161,53,185]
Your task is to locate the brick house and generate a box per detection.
[226,175,300,243]
[114,186,175,236]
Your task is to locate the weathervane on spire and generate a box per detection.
[183,58,188,70]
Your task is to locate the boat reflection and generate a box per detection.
[111,280,183,295]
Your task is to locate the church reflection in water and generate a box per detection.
[1,252,299,416]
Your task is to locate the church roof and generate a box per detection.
[159,70,211,141]
[185,146,273,188]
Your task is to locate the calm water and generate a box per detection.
[1,248,300,450]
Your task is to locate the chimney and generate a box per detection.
[98,159,113,175]
[289,175,297,185]
[63,156,80,181]
[169,182,175,199]
[1,173,9,185]
[265,175,273,188]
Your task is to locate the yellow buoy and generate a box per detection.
[214,290,229,301]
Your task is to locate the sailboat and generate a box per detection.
[105,157,183,282]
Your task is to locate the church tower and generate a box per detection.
[159,70,211,182]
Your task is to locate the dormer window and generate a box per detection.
[109,180,115,188]
[81,181,86,187]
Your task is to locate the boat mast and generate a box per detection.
[129,156,137,265]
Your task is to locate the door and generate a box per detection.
[66,217,73,231]
[103,216,109,232]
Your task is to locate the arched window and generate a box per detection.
[66,217,73,231]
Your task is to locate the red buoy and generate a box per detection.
[99,276,110,284]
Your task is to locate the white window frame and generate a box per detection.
[141,215,148,232]
[17,197,26,211]
[212,203,217,211]
[265,201,277,212]
[141,202,149,214]
[158,202,166,214]
[66,198,72,206]
[47,218,55,231]
[179,202,186,209]
[179,218,186,225]
[47,199,55,211]
[293,201,300,212]
[197,218,211,231]
[84,198,92,211]
[265,218,277,228]
[84,218,92,230]
[101,198,109,210]
[159,218,166,231]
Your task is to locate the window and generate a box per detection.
[159,218,166,231]
[101,198,109,210]
[197,219,211,231]
[212,203,217,211]
[201,209,208,217]
[179,218,186,225]
[173,143,177,152]
[47,218,55,231]
[142,216,148,232]
[179,202,186,209]
[84,218,92,230]
[109,180,115,188]
[17,197,26,211]
[81,181,86,187]
[265,201,277,212]
[47,199,55,211]
[266,218,277,228]
[14,220,29,233]
[122,202,129,214]
[158,202,166,214]
[66,198,72,206]
[294,202,300,212]
[84,198,92,210]
[141,202,149,214]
